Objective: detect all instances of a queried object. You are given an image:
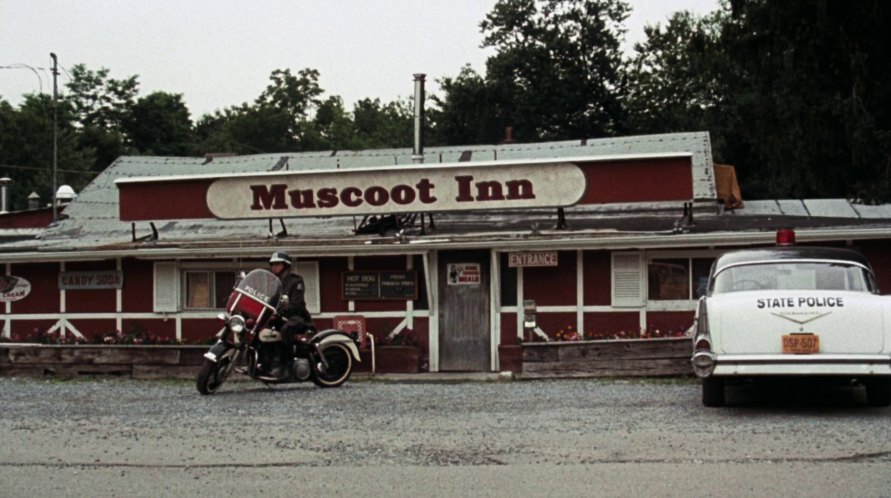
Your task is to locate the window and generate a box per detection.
[500,253,518,307]
[648,257,715,301]
[712,262,872,294]
[184,271,237,309]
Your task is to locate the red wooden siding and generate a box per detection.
[118,179,214,221]
[583,312,640,339]
[500,313,518,345]
[576,157,693,205]
[122,259,154,313]
[122,319,176,342]
[645,311,695,336]
[9,263,59,313]
[523,251,577,306]
[319,257,348,313]
[67,319,117,341]
[582,250,611,306]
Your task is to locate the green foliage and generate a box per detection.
[4,1,891,206]
[430,0,631,144]
[0,94,95,211]
[124,92,194,156]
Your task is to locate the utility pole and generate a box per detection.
[50,53,59,225]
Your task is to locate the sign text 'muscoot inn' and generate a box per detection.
[204,162,587,219]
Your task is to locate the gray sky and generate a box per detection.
[1,0,719,119]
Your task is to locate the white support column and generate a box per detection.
[424,251,439,372]
[577,250,584,338]
[516,266,524,341]
[490,249,501,371]
[59,261,66,337]
[347,256,355,312]
[115,257,123,333]
[406,255,414,330]
[3,263,10,338]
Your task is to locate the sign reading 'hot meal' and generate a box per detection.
[204,163,587,219]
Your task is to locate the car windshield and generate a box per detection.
[712,261,875,294]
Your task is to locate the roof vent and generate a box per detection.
[56,185,77,201]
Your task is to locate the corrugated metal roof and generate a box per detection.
[1,131,890,260]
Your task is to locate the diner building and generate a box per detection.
[2,131,891,372]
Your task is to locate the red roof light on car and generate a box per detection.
[776,228,796,246]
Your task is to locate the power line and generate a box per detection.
[0,164,96,176]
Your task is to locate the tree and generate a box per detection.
[479,0,631,141]
[65,64,139,172]
[256,68,325,147]
[429,66,503,145]
[718,0,891,200]
[623,10,728,135]
[124,92,194,156]
[65,65,138,130]
[351,98,413,149]
[0,95,94,211]
[194,105,295,155]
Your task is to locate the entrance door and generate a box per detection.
[438,250,490,371]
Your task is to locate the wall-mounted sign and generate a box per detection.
[508,251,559,268]
[59,271,124,290]
[205,162,586,219]
[447,263,481,286]
[342,271,417,300]
[0,275,31,302]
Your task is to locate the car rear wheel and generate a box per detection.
[702,377,725,407]
[865,378,891,407]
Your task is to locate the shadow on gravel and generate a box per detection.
[723,379,883,412]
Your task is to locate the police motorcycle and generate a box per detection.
[196,269,361,394]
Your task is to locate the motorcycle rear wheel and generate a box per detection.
[311,343,353,388]
[197,351,237,395]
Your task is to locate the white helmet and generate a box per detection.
[269,251,292,266]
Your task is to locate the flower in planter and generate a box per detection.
[554,325,580,342]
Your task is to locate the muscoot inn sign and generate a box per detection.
[114,156,683,222]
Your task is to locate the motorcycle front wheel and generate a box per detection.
[311,343,353,388]
[196,350,238,395]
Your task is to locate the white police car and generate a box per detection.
[692,230,891,407]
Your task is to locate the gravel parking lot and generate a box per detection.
[1,376,890,497]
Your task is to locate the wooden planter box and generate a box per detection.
[357,345,421,374]
[521,337,693,379]
[498,345,523,373]
[0,344,207,379]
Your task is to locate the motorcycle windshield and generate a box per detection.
[226,269,282,320]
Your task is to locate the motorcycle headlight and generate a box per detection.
[228,315,246,334]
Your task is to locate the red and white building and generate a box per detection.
[3,132,891,372]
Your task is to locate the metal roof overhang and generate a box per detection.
[2,226,890,263]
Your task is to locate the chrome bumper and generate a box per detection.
[705,354,891,376]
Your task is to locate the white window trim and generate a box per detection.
[645,249,723,305]
[611,252,645,308]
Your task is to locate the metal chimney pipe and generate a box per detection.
[0,177,12,214]
[412,73,426,164]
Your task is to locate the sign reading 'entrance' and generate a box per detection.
[508,251,559,267]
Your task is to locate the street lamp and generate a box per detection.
[50,53,58,225]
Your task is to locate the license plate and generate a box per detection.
[782,334,820,354]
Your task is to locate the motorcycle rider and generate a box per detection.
[268,251,314,378]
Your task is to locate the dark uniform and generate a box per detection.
[279,272,314,334]
[268,251,314,376]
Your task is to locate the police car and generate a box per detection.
[691,230,891,407]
